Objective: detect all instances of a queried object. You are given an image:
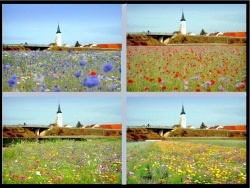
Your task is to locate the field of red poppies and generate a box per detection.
[127,45,246,92]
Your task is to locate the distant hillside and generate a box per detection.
[126,127,246,141]
[127,128,165,141]
[127,34,164,46]
[3,125,122,138]
[45,127,121,137]
[168,128,246,137]
[169,35,246,44]
[3,127,39,138]
[2,43,122,51]
[127,34,246,46]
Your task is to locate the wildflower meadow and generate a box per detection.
[2,50,121,92]
[127,45,246,92]
[127,140,246,184]
[3,138,122,184]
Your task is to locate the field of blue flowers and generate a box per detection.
[2,50,121,92]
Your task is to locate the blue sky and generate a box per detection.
[127,93,246,127]
[2,4,122,46]
[127,4,246,34]
[3,94,122,126]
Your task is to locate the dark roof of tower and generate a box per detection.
[180,104,186,115]
[180,10,186,21]
[56,23,61,34]
[57,104,62,113]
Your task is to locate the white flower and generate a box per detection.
[36,171,41,176]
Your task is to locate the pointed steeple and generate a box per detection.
[180,103,186,115]
[180,10,186,21]
[57,102,62,114]
[56,22,61,34]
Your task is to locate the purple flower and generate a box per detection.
[79,60,87,67]
[40,84,46,92]
[3,64,11,70]
[103,62,113,72]
[117,67,121,73]
[74,71,82,78]
[82,76,99,88]
[8,75,18,87]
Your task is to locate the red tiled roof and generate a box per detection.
[221,125,246,131]
[99,124,122,130]
[222,32,246,37]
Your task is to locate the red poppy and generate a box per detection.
[144,87,149,91]
[128,79,133,84]
[174,72,180,78]
[217,70,222,74]
[158,77,162,83]
[210,80,215,85]
[89,71,97,76]
[196,89,201,92]
[149,78,154,82]
[161,86,166,91]
[207,88,211,92]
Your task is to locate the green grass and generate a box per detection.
[3,138,121,184]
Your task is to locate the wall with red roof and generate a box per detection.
[222,32,246,37]
[220,125,246,131]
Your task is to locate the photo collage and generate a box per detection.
[2,3,248,185]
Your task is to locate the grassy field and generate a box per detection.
[127,45,246,92]
[127,139,246,184]
[3,138,121,184]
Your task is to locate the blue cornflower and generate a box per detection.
[103,62,113,72]
[79,60,87,67]
[82,76,99,88]
[39,84,46,92]
[54,85,61,92]
[53,66,57,73]
[74,71,82,78]
[8,75,18,87]
[3,64,11,70]
[54,88,61,92]
[118,67,121,73]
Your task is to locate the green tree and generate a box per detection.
[200,29,207,36]
[75,41,81,47]
[76,121,82,128]
[200,122,206,129]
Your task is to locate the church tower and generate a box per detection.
[55,22,62,46]
[179,10,186,35]
[56,102,63,127]
[179,103,186,128]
